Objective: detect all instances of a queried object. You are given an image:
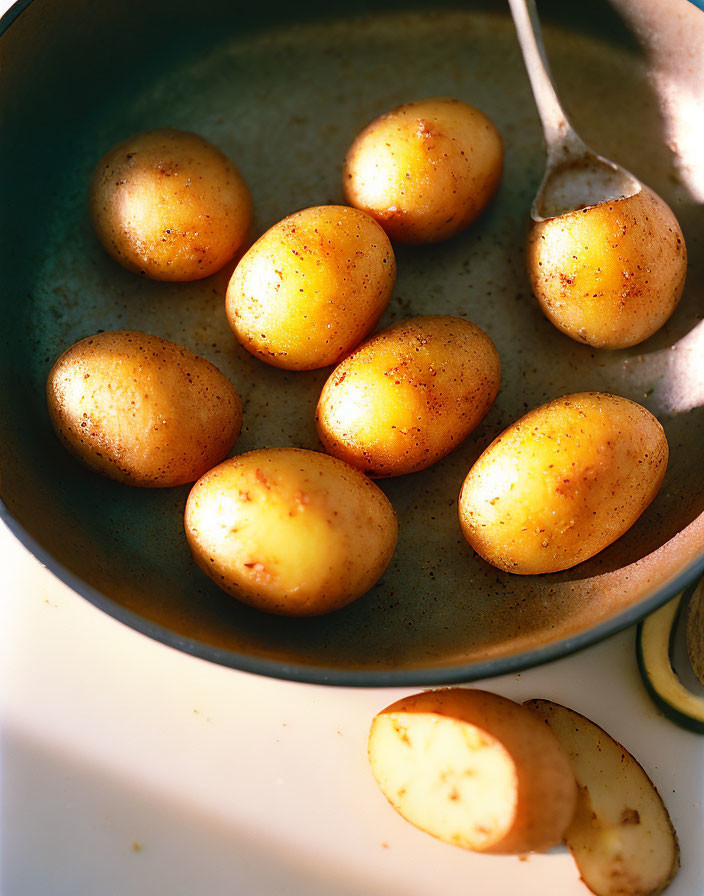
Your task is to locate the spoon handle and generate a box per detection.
[507,0,586,162]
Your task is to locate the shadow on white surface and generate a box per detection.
[1,721,398,896]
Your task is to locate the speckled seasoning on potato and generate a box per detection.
[343,97,503,243]
[47,330,242,487]
[316,315,500,477]
[91,128,252,281]
[526,699,679,896]
[184,448,398,616]
[458,392,668,575]
[226,205,396,371]
[527,187,687,349]
[368,688,577,854]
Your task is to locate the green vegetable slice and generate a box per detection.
[636,579,704,734]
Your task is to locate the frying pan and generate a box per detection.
[1,0,702,685]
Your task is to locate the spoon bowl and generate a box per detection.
[533,143,641,223]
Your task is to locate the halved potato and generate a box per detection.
[369,688,577,854]
[526,699,679,896]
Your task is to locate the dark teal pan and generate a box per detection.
[1,0,703,685]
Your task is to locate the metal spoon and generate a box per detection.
[508,0,641,222]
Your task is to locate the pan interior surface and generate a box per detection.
[1,0,702,681]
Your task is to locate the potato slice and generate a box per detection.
[525,699,679,896]
[368,689,577,854]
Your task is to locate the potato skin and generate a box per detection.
[316,315,500,477]
[459,392,668,575]
[184,448,398,616]
[226,205,395,371]
[527,187,686,348]
[343,98,503,243]
[369,688,577,854]
[91,129,252,281]
[526,699,680,896]
[47,331,242,487]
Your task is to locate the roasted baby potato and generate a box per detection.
[526,699,679,896]
[47,330,241,487]
[527,187,686,348]
[369,688,577,854]
[316,315,500,477]
[343,97,503,243]
[226,205,395,370]
[459,392,668,574]
[91,128,252,281]
[184,448,398,616]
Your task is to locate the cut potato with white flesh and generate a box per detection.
[525,699,679,896]
[368,689,577,855]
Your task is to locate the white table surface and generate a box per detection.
[2,518,703,896]
[2,0,703,893]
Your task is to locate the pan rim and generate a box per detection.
[3,490,704,686]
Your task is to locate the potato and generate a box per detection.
[47,330,242,487]
[459,392,668,574]
[343,98,503,243]
[526,699,679,896]
[91,128,252,281]
[527,187,686,348]
[184,448,397,616]
[316,315,500,477]
[226,205,395,370]
[368,688,577,854]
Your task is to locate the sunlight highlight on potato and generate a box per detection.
[459,392,668,574]
[184,448,398,615]
[527,187,686,348]
[343,98,503,243]
[227,206,395,370]
[91,128,252,281]
[316,315,499,477]
[47,330,242,487]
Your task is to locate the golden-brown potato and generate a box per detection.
[184,448,397,616]
[527,187,686,348]
[47,330,242,487]
[226,205,395,370]
[343,98,503,243]
[369,688,577,854]
[459,392,668,575]
[316,315,500,477]
[91,129,252,281]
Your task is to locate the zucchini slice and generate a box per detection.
[636,579,704,734]
[685,581,704,686]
